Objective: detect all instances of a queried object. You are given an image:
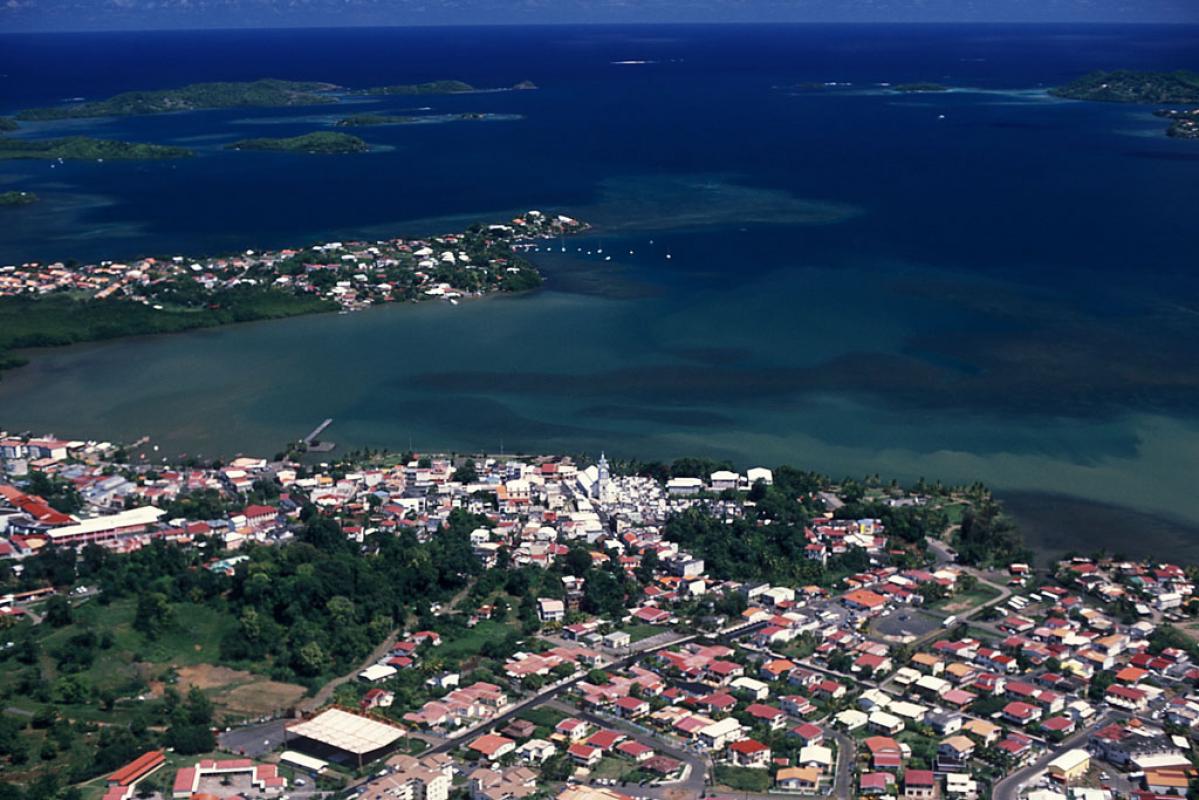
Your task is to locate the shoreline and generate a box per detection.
[1000,488,1199,567]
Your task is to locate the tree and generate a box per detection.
[44,595,73,627]
[182,686,214,726]
[133,592,173,639]
[295,641,330,677]
[452,460,478,484]
[582,570,625,618]
[564,547,592,578]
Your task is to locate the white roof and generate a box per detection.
[288,708,404,755]
[280,751,328,773]
[359,664,398,682]
[1131,752,1192,770]
[835,709,868,728]
[709,470,740,482]
[666,477,704,488]
[47,506,165,539]
[859,689,892,709]
[915,675,951,693]
[799,745,832,765]
[888,701,928,720]
[730,676,769,692]
[700,717,743,737]
[869,711,903,729]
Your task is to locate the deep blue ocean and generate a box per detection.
[2,25,1199,551]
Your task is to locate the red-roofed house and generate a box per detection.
[728,739,772,768]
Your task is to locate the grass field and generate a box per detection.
[27,597,235,695]
[517,706,568,730]
[932,584,1001,614]
[436,619,520,661]
[619,624,663,643]
[715,766,771,792]
[5,596,304,722]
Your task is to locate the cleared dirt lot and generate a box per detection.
[152,664,307,720]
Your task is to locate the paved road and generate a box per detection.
[423,633,702,757]
[302,629,402,714]
[991,713,1120,800]
[219,718,290,758]
[546,699,708,798]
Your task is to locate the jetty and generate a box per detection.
[303,418,336,453]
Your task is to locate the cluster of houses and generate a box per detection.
[1060,557,1195,617]
[11,430,1199,800]
[0,211,585,312]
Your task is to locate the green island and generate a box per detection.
[892,82,950,92]
[0,136,192,161]
[224,131,369,154]
[0,117,19,132]
[0,191,38,207]
[14,78,339,121]
[1049,69,1199,103]
[335,111,494,126]
[1155,108,1199,139]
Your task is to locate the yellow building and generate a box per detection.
[1047,749,1090,783]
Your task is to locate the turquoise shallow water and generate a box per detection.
[1,25,1199,531]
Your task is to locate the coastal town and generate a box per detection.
[0,210,585,312]
[1,432,1198,800]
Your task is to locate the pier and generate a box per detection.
[303,418,336,452]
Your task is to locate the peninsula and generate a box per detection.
[14,78,340,120]
[0,136,193,160]
[1049,70,1199,139]
[0,190,38,207]
[1155,108,1199,139]
[225,131,369,154]
[892,82,950,93]
[1049,69,1199,104]
[335,111,510,126]
[358,79,536,96]
[0,211,585,376]
[360,79,477,95]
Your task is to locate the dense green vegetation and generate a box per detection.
[1050,70,1199,103]
[15,79,339,121]
[954,496,1032,567]
[360,80,476,96]
[226,131,369,154]
[0,136,192,161]
[0,289,334,377]
[0,191,38,207]
[0,509,485,789]
[893,82,950,92]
